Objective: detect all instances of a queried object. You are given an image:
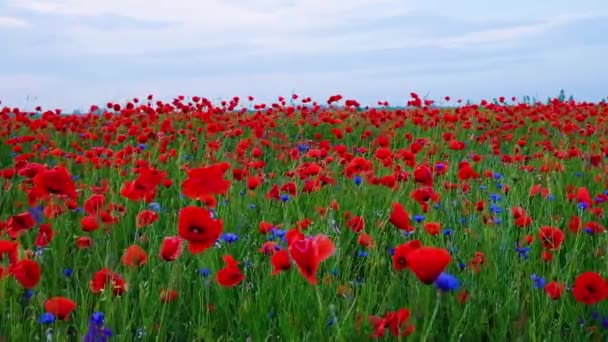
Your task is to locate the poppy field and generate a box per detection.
[1,93,608,341]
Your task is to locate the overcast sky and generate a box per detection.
[1,0,607,111]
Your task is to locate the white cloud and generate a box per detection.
[432,12,604,48]
[0,16,29,28]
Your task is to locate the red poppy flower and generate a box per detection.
[423,222,441,236]
[0,240,19,265]
[121,245,148,268]
[413,164,433,186]
[545,281,565,300]
[406,246,451,284]
[181,163,231,200]
[177,206,223,255]
[159,236,184,261]
[32,166,77,201]
[389,203,414,232]
[83,194,106,216]
[288,234,335,285]
[9,259,41,288]
[160,289,179,303]
[6,212,36,239]
[44,297,77,320]
[34,223,55,247]
[216,255,245,287]
[271,249,291,275]
[347,216,365,233]
[357,233,375,248]
[572,272,608,305]
[538,226,565,250]
[75,236,93,249]
[89,268,127,296]
[80,215,100,232]
[136,209,159,228]
[392,240,422,271]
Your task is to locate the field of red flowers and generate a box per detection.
[1,93,608,340]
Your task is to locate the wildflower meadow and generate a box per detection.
[1,93,608,341]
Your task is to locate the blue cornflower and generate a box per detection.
[148,202,161,212]
[531,274,546,289]
[388,247,395,256]
[73,207,83,214]
[435,163,444,171]
[459,217,467,224]
[271,228,285,238]
[221,233,239,244]
[490,194,502,202]
[72,175,80,181]
[199,268,211,277]
[28,206,44,224]
[604,190,608,196]
[516,246,531,260]
[38,312,56,324]
[547,195,556,201]
[479,185,487,190]
[578,202,589,210]
[84,312,112,342]
[138,144,147,150]
[584,227,594,234]
[494,217,502,225]
[23,289,35,299]
[280,194,290,202]
[354,176,362,185]
[413,215,425,223]
[357,250,369,258]
[458,262,466,270]
[330,268,340,277]
[575,172,583,178]
[595,196,607,204]
[434,273,461,292]
[493,173,503,180]
[297,144,310,153]
[496,183,503,190]
[443,229,453,236]
[248,204,257,209]
[63,268,73,277]
[602,317,608,330]
[489,204,502,214]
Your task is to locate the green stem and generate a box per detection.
[421,291,441,342]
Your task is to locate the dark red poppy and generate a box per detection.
[178,206,223,254]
